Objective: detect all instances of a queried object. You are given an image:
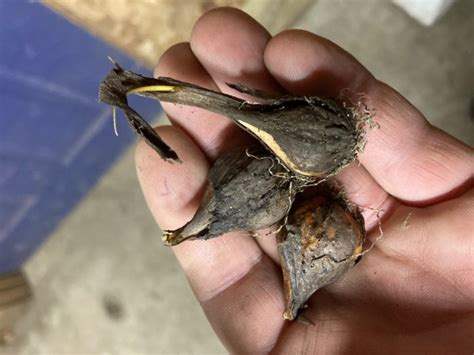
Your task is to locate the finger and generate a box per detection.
[335,163,394,232]
[135,126,285,352]
[264,30,473,204]
[190,7,281,94]
[155,43,249,160]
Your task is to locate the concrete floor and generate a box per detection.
[2,0,473,354]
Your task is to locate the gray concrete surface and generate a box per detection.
[2,0,473,354]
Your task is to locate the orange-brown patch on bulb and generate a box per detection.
[326,226,337,240]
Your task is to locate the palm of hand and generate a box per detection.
[135,8,474,354]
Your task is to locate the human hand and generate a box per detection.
[135,8,474,353]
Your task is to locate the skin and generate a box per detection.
[135,8,474,354]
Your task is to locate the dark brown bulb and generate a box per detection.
[163,147,301,246]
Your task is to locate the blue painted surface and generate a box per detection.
[0,1,162,272]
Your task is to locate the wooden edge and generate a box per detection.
[0,271,32,309]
